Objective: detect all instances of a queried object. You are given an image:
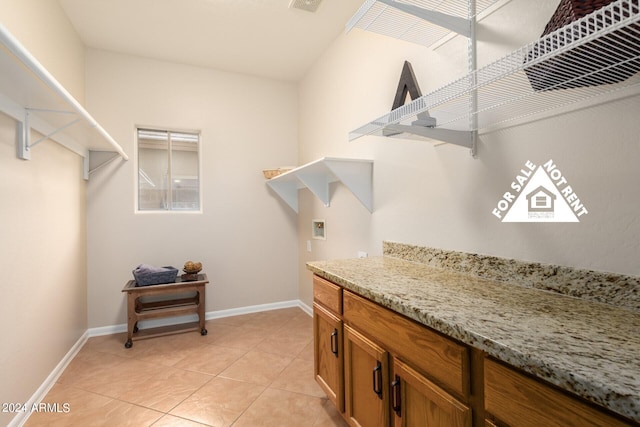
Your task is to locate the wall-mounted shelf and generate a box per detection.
[0,23,128,179]
[266,157,373,213]
[346,0,500,47]
[348,0,640,150]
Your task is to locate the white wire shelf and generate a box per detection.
[346,0,501,47]
[349,0,640,142]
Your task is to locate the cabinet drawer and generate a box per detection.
[484,358,632,427]
[343,290,469,398]
[313,275,342,315]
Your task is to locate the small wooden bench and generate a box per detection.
[121,274,209,348]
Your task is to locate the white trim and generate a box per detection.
[206,299,303,320]
[298,300,313,316]
[9,331,88,427]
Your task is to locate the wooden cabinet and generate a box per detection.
[313,275,342,314]
[484,358,632,427]
[314,302,344,412]
[342,290,469,398]
[342,290,472,427]
[392,357,471,427]
[313,276,344,412]
[344,325,390,427]
[312,274,635,427]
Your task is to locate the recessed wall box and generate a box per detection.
[312,219,326,240]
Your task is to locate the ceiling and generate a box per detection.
[59,0,364,82]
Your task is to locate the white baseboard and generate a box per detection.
[9,331,88,427]
[88,299,311,337]
[298,300,312,316]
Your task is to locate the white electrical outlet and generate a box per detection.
[307,240,312,252]
[357,251,368,258]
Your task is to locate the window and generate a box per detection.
[137,128,200,211]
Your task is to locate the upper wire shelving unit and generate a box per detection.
[0,22,128,179]
[347,0,640,154]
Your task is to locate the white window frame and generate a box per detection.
[135,126,202,213]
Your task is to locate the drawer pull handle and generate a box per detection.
[330,329,339,357]
[391,375,401,415]
[372,362,383,398]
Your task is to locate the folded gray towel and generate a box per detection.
[134,264,170,274]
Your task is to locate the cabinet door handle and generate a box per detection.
[330,329,339,357]
[391,375,401,415]
[372,362,383,399]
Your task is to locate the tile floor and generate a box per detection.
[25,307,348,427]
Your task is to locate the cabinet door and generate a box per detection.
[344,325,390,427]
[314,302,344,412]
[392,358,471,427]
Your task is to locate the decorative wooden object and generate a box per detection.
[384,61,436,137]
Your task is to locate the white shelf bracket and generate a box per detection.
[83,156,90,181]
[29,114,81,149]
[16,112,30,160]
[377,0,471,37]
[17,108,83,159]
[266,179,301,213]
[88,152,121,178]
[384,124,475,150]
[296,169,332,207]
[324,159,373,213]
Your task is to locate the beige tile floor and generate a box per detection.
[25,307,348,427]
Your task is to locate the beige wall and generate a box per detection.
[0,3,87,424]
[0,115,87,425]
[85,49,299,328]
[297,0,640,306]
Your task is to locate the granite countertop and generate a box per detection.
[307,255,640,423]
